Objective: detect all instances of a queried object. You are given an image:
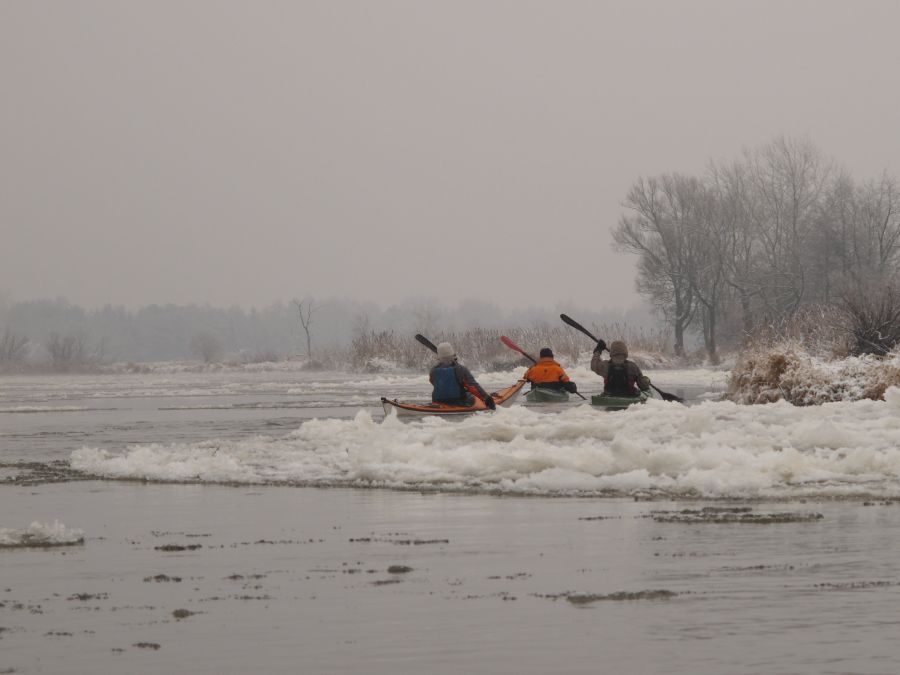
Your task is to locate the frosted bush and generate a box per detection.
[727,340,900,405]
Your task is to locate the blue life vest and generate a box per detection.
[432,365,464,401]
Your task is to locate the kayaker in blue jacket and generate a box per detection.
[430,342,496,409]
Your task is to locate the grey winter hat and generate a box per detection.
[609,340,628,358]
[436,342,455,360]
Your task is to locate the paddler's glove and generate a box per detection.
[484,395,497,410]
[564,381,577,393]
[594,339,607,353]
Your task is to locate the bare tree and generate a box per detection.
[0,328,28,364]
[850,172,900,281]
[614,174,702,355]
[810,170,856,304]
[687,186,727,362]
[743,136,831,321]
[613,136,900,353]
[708,160,763,338]
[46,332,88,370]
[294,297,319,360]
[189,331,223,363]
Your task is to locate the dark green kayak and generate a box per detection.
[591,390,650,410]
[524,387,570,404]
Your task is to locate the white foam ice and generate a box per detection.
[0,520,85,547]
[71,388,900,499]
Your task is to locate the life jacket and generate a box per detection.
[605,362,637,397]
[432,365,464,401]
[525,358,570,385]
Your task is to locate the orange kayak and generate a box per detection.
[381,380,526,418]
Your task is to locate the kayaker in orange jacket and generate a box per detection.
[524,348,578,393]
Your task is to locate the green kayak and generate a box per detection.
[524,387,570,404]
[591,390,650,410]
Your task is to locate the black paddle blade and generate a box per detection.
[414,334,438,353]
[559,313,599,342]
[651,384,684,403]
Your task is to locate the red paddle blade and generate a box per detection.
[500,335,525,354]
[500,336,537,363]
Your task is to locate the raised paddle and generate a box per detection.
[415,333,438,353]
[559,314,685,403]
[500,335,587,400]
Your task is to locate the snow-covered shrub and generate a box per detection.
[727,340,900,405]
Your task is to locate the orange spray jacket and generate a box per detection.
[524,357,570,384]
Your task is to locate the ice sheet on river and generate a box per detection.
[69,387,900,499]
[0,520,84,548]
[1,366,727,403]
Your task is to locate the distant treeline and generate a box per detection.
[0,295,656,369]
[615,136,900,360]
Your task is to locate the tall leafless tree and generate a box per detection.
[708,160,761,338]
[743,136,831,321]
[294,297,319,360]
[614,174,701,355]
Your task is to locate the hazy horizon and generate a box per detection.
[0,287,656,317]
[4,1,900,310]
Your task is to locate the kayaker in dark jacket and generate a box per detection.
[430,342,496,409]
[590,340,650,397]
[524,348,578,393]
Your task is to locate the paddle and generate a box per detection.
[500,335,537,363]
[500,335,587,400]
[559,314,685,403]
[415,333,438,353]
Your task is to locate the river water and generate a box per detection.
[3,367,900,674]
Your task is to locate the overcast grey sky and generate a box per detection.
[2,0,899,310]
